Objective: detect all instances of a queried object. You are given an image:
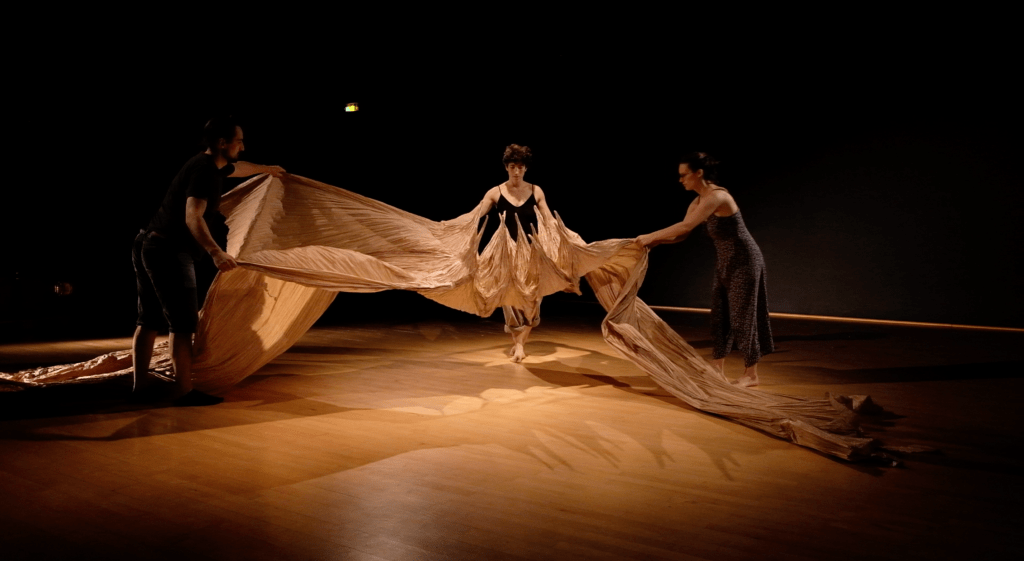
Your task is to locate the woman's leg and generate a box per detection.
[724,268,766,388]
[502,303,540,363]
[733,362,759,387]
[709,275,732,378]
[709,357,726,377]
[510,325,532,363]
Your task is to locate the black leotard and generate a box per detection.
[481,187,538,245]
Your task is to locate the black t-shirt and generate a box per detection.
[147,152,235,256]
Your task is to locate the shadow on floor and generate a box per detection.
[0,381,136,421]
[682,331,890,349]
[786,360,1024,384]
[773,331,890,342]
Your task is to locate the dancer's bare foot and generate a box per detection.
[732,375,759,387]
[508,325,532,363]
[510,344,527,363]
[731,363,760,387]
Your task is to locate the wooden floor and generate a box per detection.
[1,306,1022,560]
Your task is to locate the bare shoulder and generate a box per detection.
[710,186,740,213]
[533,184,545,200]
[710,186,735,203]
[484,185,502,202]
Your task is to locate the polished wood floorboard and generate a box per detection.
[1,308,1021,560]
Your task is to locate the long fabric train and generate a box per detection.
[1,174,881,460]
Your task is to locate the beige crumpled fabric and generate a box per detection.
[1,174,883,460]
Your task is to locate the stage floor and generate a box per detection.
[1,307,1022,560]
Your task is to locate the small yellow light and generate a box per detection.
[345,103,359,112]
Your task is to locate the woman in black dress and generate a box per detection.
[474,144,554,363]
[638,152,773,387]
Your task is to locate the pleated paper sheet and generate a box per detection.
[2,174,890,460]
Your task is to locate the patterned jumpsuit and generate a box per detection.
[706,211,774,367]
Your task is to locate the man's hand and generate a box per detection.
[263,165,286,177]
[210,249,238,272]
[229,162,287,178]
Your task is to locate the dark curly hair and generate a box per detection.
[502,144,533,167]
[202,115,241,149]
[679,151,720,183]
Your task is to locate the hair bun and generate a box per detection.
[679,151,720,182]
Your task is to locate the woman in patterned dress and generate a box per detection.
[637,152,773,387]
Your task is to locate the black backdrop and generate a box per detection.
[3,32,1020,341]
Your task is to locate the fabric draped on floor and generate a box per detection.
[1,174,885,460]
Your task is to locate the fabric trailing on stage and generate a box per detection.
[1,174,882,460]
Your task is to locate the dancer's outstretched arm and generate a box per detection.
[229,162,286,178]
[638,189,730,247]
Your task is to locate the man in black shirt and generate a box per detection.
[132,117,284,406]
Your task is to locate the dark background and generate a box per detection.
[2,27,1020,341]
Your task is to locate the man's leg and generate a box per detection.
[141,236,221,406]
[133,231,165,394]
[132,325,158,392]
[168,332,220,405]
[169,332,193,397]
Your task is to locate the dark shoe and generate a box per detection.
[129,382,173,403]
[172,390,224,407]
